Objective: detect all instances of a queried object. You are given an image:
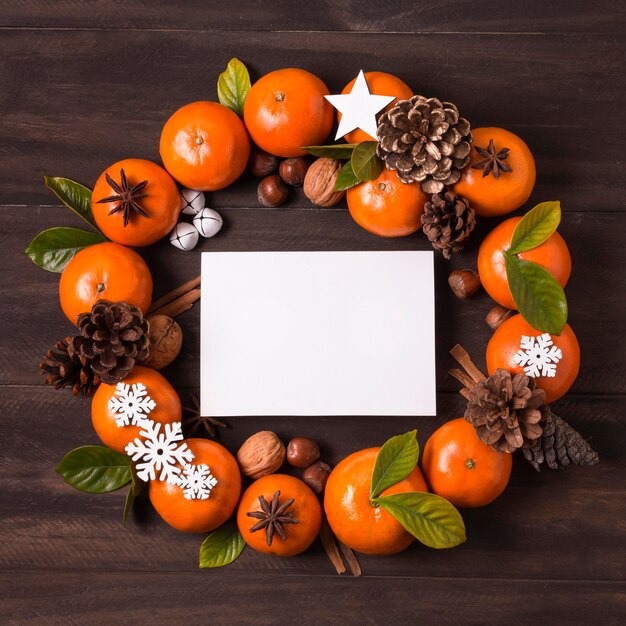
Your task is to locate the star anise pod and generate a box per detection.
[182,393,227,438]
[247,490,300,546]
[471,138,512,179]
[97,168,149,226]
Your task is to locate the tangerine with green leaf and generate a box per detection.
[486,313,580,404]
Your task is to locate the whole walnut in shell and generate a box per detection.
[236,431,286,479]
[140,315,183,370]
[303,158,345,207]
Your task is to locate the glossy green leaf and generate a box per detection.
[504,252,568,335]
[55,446,132,494]
[122,464,142,527]
[370,430,419,500]
[44,176,99,231]
[375,492,466,549]
[217,58,251,117]
[303,144,358,159]
[199,522,246,568]
[25,227,107,272]
[351,141,384,181]
[334,161,361,191]
[509,201,561,254]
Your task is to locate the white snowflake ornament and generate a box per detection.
[170,222,199,251]
[180,189,205,216]
[108,382,156,427]
[125,420,194,484]
[513,333,563,378]
[177,463,218,500]
[193,207,223,238]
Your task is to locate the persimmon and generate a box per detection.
[486,313,580,404]
[92,158,180,247]
[59,242,152,325]
[150,438,242,533]
[237,474,322,557]
[91,365,181,454]
[340,71,413,144]
[454,127,536,217]
[346,168,428,237]
[324,447,429,555]
[422,418,512,508]
[160,101,250,191]
[478,215,571,310]
[243,68,333,158]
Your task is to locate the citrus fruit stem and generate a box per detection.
[465,458,476,470]
[194,136,203,145]
[96,282,105,293]
[275,91,285,102]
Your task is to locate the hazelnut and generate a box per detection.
[279,157,310,187]
[236,431,286,479]
[486,304,515,330]
[286,437,320,468]
[248,148,278,178]
[140,315,183,370]
[258,175,288,207]
[302,461,331,495]
[303,158,345,207]
[448,269,481,299]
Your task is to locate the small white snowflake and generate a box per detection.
[177,463,218,500]
[108,382,156,428]
[513,333,563,378]
[125,420,194,484]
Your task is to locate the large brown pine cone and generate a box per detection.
[376,96,472,194]
[74,300,150,384]
[465,368,547,453]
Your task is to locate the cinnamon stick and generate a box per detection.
[449,344,486,384]
[338,541,361,577]
[150,288,200,318]
[319,518,346,575]
[148,275,201,314]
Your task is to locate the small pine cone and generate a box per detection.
[376,95,472,194]
[421,192,476,259]
[465,368,547,453]
[74,300,150,384]
[40,336,100,396]
[523,410,599,471]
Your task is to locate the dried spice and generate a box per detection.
[472,138,512,179]
[182,393,227,438]
[97,168,149,226]
[247,490,300,546]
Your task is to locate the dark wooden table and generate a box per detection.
[1,2,625,624]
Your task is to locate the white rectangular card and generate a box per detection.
[200,250,436,416]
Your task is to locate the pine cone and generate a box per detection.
[523,410,599,471]
[74,300,150,384]
[465,368,547,453]
[376,95,472,194]
[421,192,475,259]
[40,336,100,396]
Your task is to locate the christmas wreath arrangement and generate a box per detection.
[29,59,598,573]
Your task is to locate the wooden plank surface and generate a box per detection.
[1,2,625,624]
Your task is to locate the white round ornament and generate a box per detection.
[170,222,199,251]
[193,207,223,238]
[179,189,205,216]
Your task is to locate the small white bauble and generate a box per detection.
[193,207,223,238]
[170,222,199,251]
[179,189,205,216]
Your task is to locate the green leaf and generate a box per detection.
[44,176,99,231]
[375,492,466,549]
[303,144,358,159]
[504,252,568,335]
[55,446,132,494]
[370,430,419,500]
[334,161,361,191]
[509,201,561,254]
[217,58,251,117]
[25,226,107,272]
[122,464,142,527]
[199,522,246,568]
[351,141,384,181]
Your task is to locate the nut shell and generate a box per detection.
[303,158,345,207]
[286,437,320,468]
[258,175,288,208]
[248,148,278,178]
[236,431,286,479]
[448,269,481,299]
[486,304,515,330]
[302,461,331,495]
[279,157,310,186]
[140,315,183,370]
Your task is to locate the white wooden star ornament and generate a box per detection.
[324,70,395,141]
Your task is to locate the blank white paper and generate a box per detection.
[200,250,436,417]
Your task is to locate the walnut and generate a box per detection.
[303,158,345,207]
[140,315,183,370]
[236,431,286,479]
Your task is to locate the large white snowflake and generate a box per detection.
[176,463,218,500]
[513,333,563,378]
[125,420,194,484]
[108,382,156,428]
